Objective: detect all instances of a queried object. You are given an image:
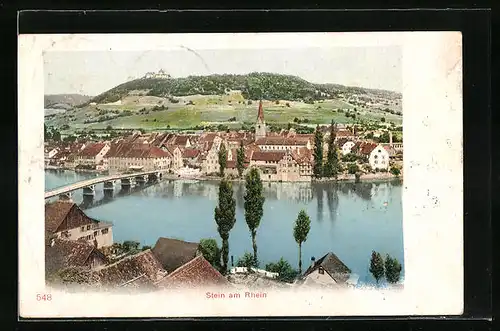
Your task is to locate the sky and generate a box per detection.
[44,47,402,96]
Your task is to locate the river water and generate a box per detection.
[45,170,404,285]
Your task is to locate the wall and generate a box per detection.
[304,268,338,286]
[56,223,113,249]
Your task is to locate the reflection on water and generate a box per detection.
[45,171,403,285]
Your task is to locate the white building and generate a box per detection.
[340,141,356,155]
[301,252,351,287]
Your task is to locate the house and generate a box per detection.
[340,140,356,155]
[45,237,108,279]
[302,252,351,287]
[368,144,391,170]
[45,201,113,248]
[74,142,110,168]
[92,249,167,289]
[156,255,230,289]
[151,237,201,272]
[201,148,220,175]
[44,147,60,165]
[104,142,172,173]
[163,145,183,170]
[165,134,193,149]
[181,148,201,167]
[255,136,311,152]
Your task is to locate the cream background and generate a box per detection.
[18,32,463,318]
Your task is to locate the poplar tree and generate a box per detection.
[236,140,245,177]
[218,143,227,177]
[385,254,402,284]
[214,179,236,274]
[369,251,385,284]
[293,210,311,274]
[323,120,339,178]
[313,125,324,178]
[243,167,265,265]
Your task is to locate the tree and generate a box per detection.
[236,140,245,177]
[199,238,222,271]
[122,240,141,255]
[44,124,52,140]
[293,210,311,274]
[214,179,236,274]
[243,167,265,265]
[265,258,299,283]
[236,252,257,272]
[390,166,401,177]
[381,117,386,122]
[51,129,61,142]
[369,251,385,284]
[313,125,324,178]
[347,163,359,174]
[323,120,339,178]
[218,143,228,177]
[384,254,402,284]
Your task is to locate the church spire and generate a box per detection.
[257,100,264,122]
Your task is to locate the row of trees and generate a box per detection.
[213,168,265,274]
[313,120,341,178]
[369,251,402,285]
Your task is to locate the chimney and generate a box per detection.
[310,256,316,267]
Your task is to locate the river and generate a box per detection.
[45,170,404,285]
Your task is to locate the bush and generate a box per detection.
[347,163,359,174]
[341,153,357,163]
[236,252,258,271]
[390,167,401,176]
[265,258,299,283]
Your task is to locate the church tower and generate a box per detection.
[255,100,266,139]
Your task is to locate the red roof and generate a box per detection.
[182,148,201,159]
[353,142,378,155]
[251,151,286,162]
[106,142,171,159]
[255,136,310,146]
[77,143,107,158]
[157,255,229,289]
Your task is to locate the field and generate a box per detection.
[45,94,403,131]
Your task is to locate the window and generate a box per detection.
[101,228,109,235]
[374,155,378,159]
[318,267,325,275]
[375,160,378,164]
[80,226,85,232]
[87,225,91,230]
[94,231,98,237]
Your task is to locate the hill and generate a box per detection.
[45,94,92,109]
[88,72,401,105]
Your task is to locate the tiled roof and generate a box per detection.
[105,142,171,159]
[93,249,167,287]
[251,151,286,162]
[303,252,351,283]
[157,255,230,289]
[151,237,200,272]
[335,138,350,148]
[45,238,107,276]
[291,148,313,165]
[255,136,310,146]
[45,201,99,233]
[182,148,201,159]
[77,143,107,157]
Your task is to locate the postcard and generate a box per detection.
[18,32,463,318]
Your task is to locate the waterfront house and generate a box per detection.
[45,236,108,279]
[302,252,352,287]
[44,147,60,165]
[156,255,230,289]
[352,142,390,171]
[92,249,167,289]
[104,142,172,173]
[45,201,114,249]
[181,148,202,167]
[163,145,183,170]
[75,142,111,168]
[201,148,220,175]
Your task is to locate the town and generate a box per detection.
[45,100,403,182]
[44,100,404,292]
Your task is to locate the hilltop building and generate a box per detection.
[143,69,171,79]
[255,100,267,140]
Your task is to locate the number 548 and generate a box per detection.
[36,294,52,301]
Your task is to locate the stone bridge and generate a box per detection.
[45,170,166,200]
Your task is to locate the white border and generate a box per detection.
[18,32,463,318]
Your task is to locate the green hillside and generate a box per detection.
[87,72,401,105]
